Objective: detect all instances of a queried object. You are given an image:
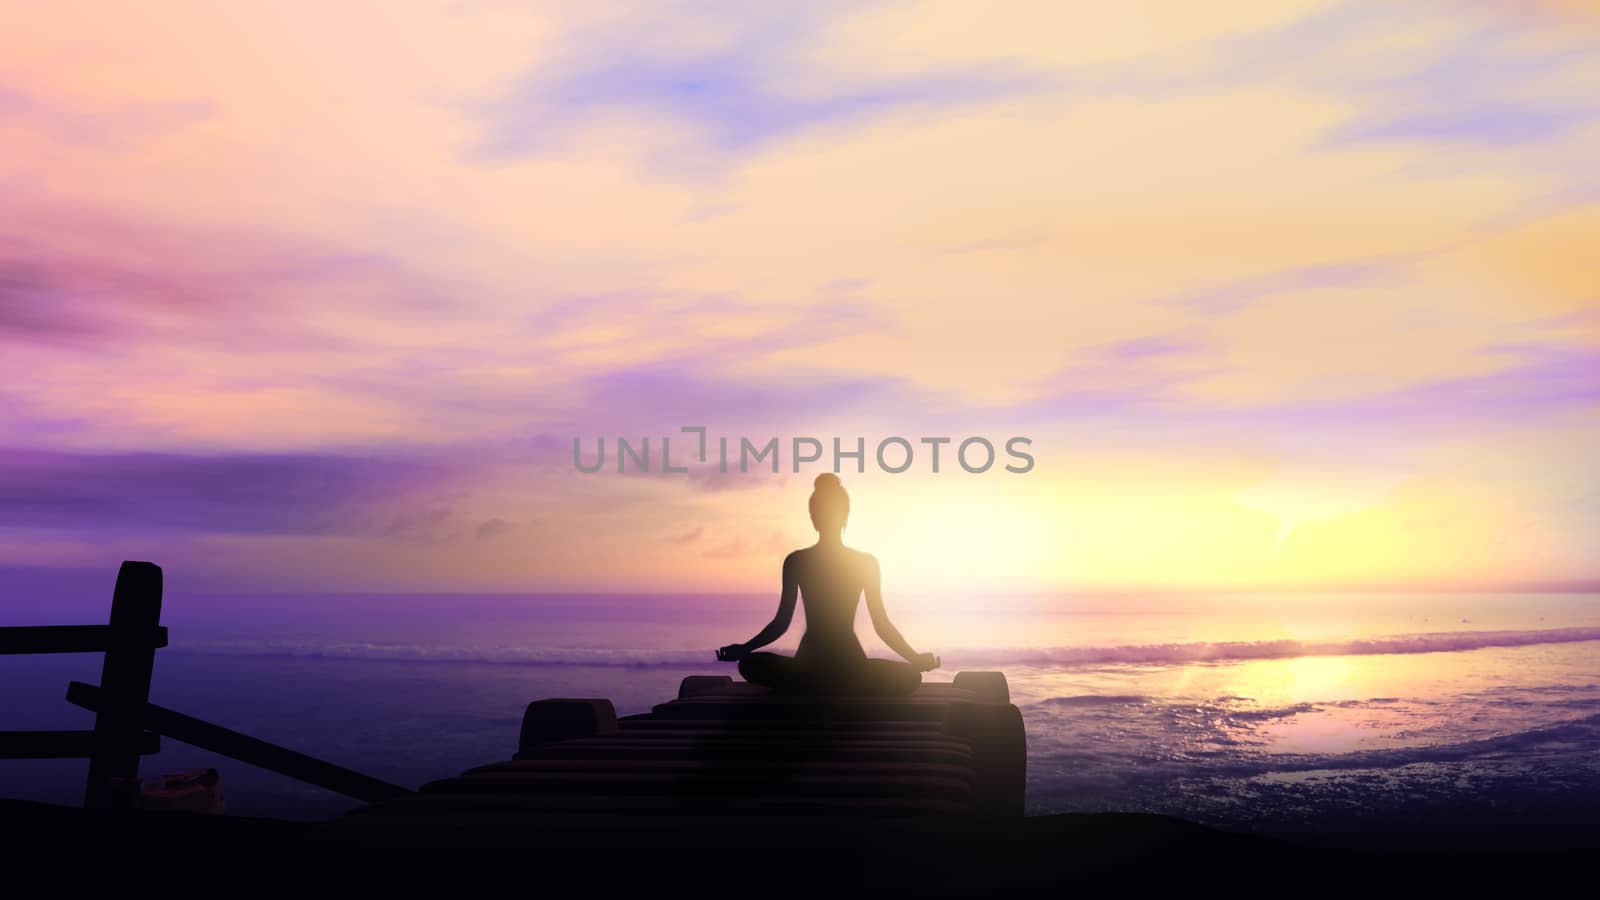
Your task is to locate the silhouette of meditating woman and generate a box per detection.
[716,474,940,696]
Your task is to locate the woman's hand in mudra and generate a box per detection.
[911,651,940,672]
[716,643,749,662]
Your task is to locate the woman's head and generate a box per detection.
[809,473,850,533]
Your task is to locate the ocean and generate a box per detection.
[4,590,1598,847]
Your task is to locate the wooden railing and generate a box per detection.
[1,560,410,809]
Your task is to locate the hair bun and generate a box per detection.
[813,473,842,490]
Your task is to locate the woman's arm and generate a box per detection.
[864,554,939,670]
[717,551,800,660]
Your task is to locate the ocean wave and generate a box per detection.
[1211,701,1320,722]
[1023,711,1600,827]
[165,625,1600,669]
[956,626,1600,668]
[1033,694,1149,708]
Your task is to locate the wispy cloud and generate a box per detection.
[0,205,453,352]
[467,1,1056,168]
[474,517,515,541]
[1128,1,1600,167]
[662,525,703,545]
[0,79,212,147]
[1157,258,1409,316]
[701,529,786,559]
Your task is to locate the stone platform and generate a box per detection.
[332,670,1025,831]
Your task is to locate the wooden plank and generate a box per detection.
[416,771,977,804]
[0,729,159,759]
[456,760,979,781]
[517,737,976,755]
[67,681,410,803]
[550,731,973,746]
[601,734,969,748]
[657,693,967,705]
[673,687,977,701]
[336,794,972,826]
[351,792,975,816]
[84,561,163,810]
[648,700,955,722]
[0,625,168,655]
[616,717,945,733]
[336,792,977,822]
[513,738,976,764]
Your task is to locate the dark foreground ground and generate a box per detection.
[5,799,1597,893]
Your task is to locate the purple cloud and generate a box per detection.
[1093,335,1201,364]
[1297,342,1600,430]
[0,80,212,147]
[965,329,1600,457]
[474,517,515,541]
[0,207,458,351]
[662,525,703,545]
[1152,342,1600,442]
[1158,257,1408,316]
[560,364,924,437]
[0,449,457,537]
[0,260,100,340]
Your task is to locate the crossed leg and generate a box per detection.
[738,651,921,697]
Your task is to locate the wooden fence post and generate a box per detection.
[83,561,162,810]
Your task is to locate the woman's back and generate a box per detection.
[789,544,873,663]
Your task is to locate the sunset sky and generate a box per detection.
[2,0,1597,595]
